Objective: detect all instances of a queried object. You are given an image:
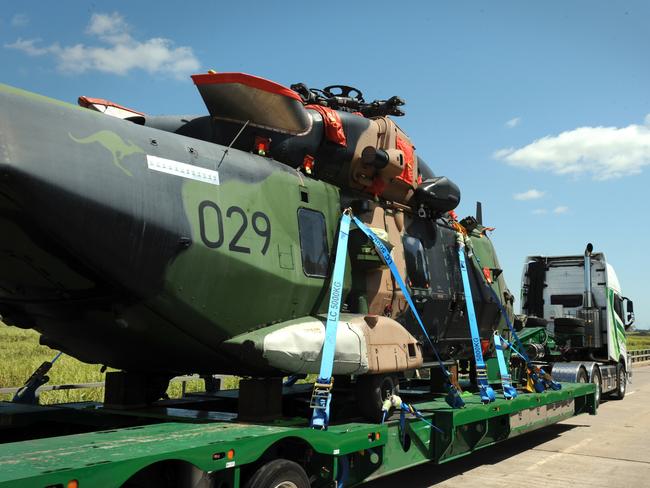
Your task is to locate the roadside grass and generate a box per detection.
[0,322,237,404]
[13,323,645,403]
[627,330,650,350]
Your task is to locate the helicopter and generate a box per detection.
[0,73,512,411]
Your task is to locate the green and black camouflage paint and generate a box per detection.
[0,84,509,376]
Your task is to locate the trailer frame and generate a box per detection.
[0,381,596,488]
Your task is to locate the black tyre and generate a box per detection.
[576,367,588,384]
[243,459,309,488]
[613,362,626,400]
[355,374,399,423]
[590,367,602,406]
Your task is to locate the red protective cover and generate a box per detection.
[77,96,144,115]
[191,72,302,101]
[395,137,415,185]
[482,267,493,284]
[366,175,387,196]
[305,105,347,147]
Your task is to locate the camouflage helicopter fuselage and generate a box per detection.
[0,78,511,378]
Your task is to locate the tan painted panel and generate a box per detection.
[366,269,393,316]
[349,118,383,188]
[349,315,423,373]
[359,205,394,316]
[355,203,410,320]
[385,209,407,316]
[346,116,419,205]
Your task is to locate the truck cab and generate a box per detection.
[520,244,634,402]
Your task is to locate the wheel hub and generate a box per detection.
[273,483,298,488]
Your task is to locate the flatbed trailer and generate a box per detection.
[0,381,596,488]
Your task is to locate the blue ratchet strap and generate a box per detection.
[498,335,526,359]
[401,403,444,434]
[456,233,496,404]
[384,394,444,433]
[537,366,561,391]
[310,211,352,429]
[397,402,443,449]
[499,333,559,391]
[497,333,545,393]
[467,248,558,394]
[351,217,464,409]
[483,283,560,392]
[399,407,408,446]
[493,331,517,399]
[336,455,350,488]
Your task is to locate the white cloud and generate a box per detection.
[553,206,569,214]
[4,12,200,79]
[532,209,548,215]
[11,14,29,27]
[506,117,521,128]
[513,189,545,201]
[494,118,650,180]
[87,13,126,37]
[5,38,49,56]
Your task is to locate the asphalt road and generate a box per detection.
[364,364,650,488]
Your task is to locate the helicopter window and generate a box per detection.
[403,236,430,289]
[298,208,329,278]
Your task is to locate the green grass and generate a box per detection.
[3,319,647,404]
[0,322,237,404]
[627,330,650,351]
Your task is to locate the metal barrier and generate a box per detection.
[630,349,650,364]
[0,374,223,397]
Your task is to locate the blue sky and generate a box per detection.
[1,1,649,328]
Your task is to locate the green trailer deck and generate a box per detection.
[0,382,596,488]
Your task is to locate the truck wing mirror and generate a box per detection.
[623,298,635,329]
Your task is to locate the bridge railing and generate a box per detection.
[630,349,650,364]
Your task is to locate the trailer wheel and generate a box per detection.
[355,374,399,423]
[590,367,602,406]
[243,459,310,488]
[613,362,626,400]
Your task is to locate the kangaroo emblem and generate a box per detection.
[69,130,144,177]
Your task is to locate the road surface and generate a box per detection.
[365,364,650,488]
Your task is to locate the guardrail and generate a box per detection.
[630,349,650,364]
[0,374,221,398]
